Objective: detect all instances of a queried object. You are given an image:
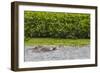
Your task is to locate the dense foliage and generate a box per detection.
[24,11,90,39]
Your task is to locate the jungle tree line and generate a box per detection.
[24,11,90,39]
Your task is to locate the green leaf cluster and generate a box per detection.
[24,11,90,39]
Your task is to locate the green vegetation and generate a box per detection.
[24,11,90,46]
[25,38,90,46]
[24,11,90,39]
